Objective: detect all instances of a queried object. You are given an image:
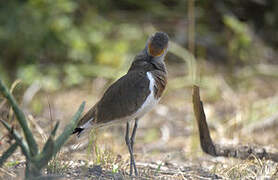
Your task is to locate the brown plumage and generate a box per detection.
[74,44,168,133]
[72,32,169,176]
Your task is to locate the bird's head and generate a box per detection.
[146,32,169,59]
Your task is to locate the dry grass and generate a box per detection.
[1,61,278,179]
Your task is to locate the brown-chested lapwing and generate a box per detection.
[73,32,169,176]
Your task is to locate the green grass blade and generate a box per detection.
[36,136,55,169]
[0,79,38,156]
[35,121,60,169]
[0,143,18,167]
[53,102,85,156]
[0,120,30,158]
[51,121,60,137]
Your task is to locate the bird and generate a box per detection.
[72,32,169,176]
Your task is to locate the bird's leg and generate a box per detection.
[130,118,139,175]
[125,122,135,176]
[130,118,138,150]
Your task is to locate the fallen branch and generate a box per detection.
[192,85,216,156]
[192,85,278,162]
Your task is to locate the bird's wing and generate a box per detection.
[77,71,150,127]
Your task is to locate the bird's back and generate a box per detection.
[73,32,168,136]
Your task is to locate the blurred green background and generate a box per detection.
[1,0,277,91]
[1,1,278,178]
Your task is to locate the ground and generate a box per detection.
[1,62,278,179]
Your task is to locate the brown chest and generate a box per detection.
[151,70,167,99]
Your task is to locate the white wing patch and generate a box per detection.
[77,117,94,137]
[78,71,160,132]
[81,117,94,129]
[132,72,159,119]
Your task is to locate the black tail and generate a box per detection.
[72,127,84,136]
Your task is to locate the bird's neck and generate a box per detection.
[128,53,167,74]
[128,53,168,99]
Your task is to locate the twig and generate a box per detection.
[0,167,16,178]
[47,95,54,132]
[28,115,47,142]
[22,81,40,108]
[65,141,89,153]
[0,80,21,110]
[170,41,197,83]
[188,0,195,54]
